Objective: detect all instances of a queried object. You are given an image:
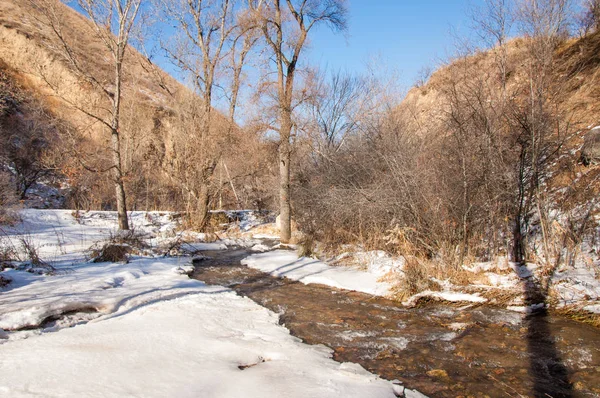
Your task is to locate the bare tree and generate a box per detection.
[583,0,600,32]
[31,0,144,230]
[306,69,366,154]
[157,0,254,229]
[249,0,347,242]
[470,0,514,92]
[510,0,572,264]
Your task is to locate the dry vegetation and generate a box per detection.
[0,0,599,293]
[293,0,600,288]
[0,0,274,223]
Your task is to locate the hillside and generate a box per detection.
[0,0,269,214]
[397,30,600,224]
[401,31,600,137]
[0,0,182,117]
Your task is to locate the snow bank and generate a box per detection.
[402,291,488,307]
[0,210,179,262]
[242,250,392,296]
[551,261,600,306]
[0,209,398,397]
[352,250,405,279]
[0,293,395,398]
[0,257,202,331]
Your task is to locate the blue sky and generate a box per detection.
[306,0,481,88]
[141,0,481,91]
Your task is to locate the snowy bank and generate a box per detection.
[0,209,399,397]
[0,292,396,398]
[0,257,200,331]
[242,250,393,296]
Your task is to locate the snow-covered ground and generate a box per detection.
[242,250,393,296]
[0,292,395,397]
[0,210,398,397]
[251,245,599,313]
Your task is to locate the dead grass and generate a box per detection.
[296,233,315,258]
[92,244,131,263]
[0,274,10,287]
[554,307,600,328]
[90,229,148,263]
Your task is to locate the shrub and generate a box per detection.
[92,244,131,263]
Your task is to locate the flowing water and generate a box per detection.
[192,249,600,398]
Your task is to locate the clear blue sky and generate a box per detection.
[307,0,481,88]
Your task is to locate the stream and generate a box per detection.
[192,248,600,398]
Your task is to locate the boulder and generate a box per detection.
[581,126,600,166]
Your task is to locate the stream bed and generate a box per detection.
[192,249,600,398]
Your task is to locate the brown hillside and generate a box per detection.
[400,32,600,136]
[0,0,256,212]
[396,31,600,226]
[0,0,181,116]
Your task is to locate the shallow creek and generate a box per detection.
[192,249,600,398]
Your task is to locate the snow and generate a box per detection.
[352,250,406,279]
[0,257,201,331]
[0,293,395,398]
[181,241,228,252]
[551,260,600,306]
[242,250,393,296]
[402,291,487,307]
[0,209,179,263]
[584,304,600,314]
[0,210,398,397]
[507,303,546,313]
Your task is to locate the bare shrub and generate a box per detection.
[393,257,442,301]
[19,235,51,269]
[90,229,149,263]
[0,274,11,288]
[0,172,19,225]
[92,244,131,263]
[297,233,316,258]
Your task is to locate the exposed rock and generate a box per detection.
[581,126,600,166]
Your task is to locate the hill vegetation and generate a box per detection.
[0,0,599,298]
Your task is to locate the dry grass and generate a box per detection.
[0,274,10,287]
[554,307,600,328]
[296,233,315,258]
[90,229,148,263]
[92,244,131,263]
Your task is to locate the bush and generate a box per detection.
[92,244,131,263]
[0,172,18,225]
[90,229,148,263]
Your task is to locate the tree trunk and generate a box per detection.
[196,182,210,231]
[279,110,292,243]
[111,55,129,231]
[512,216,524,264]
[112,129,130,231]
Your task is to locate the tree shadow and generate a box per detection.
[522,277,573,397]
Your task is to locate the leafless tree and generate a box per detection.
[582,0,600,33]
[31,0,144,230]
[305,69,366,155]
[157,0,255,229]
[470,0,514,92]
[249,0,348,242]
[509,0,572,264]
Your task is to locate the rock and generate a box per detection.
[426,369,449,379]
[0,328,8,339]
[392,383,405,397]
[405,388,429,398]
[581,127,600,166]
